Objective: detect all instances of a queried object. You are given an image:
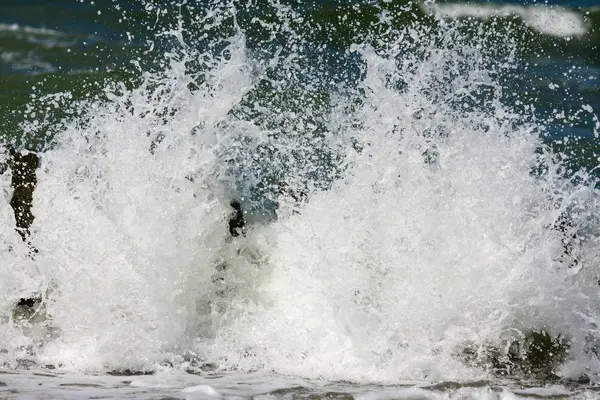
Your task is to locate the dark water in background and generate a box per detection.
[0,0,599,175]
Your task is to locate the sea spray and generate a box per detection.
[189,25,600,382]
[0,0,598,384]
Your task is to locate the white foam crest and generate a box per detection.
[0,34,260,370]
[190,37,600,382]
[423,3,589,38]
[1,5,599,384]
[0,23,67,37]
[7,369,593,400]
[0,51,56,73]
[0,23,94,53]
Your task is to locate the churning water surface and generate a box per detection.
[0,0,600,398]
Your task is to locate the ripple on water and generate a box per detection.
[0,371,598,399]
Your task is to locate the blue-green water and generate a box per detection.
[1,0,599,168]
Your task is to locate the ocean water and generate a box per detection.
[1,0,600,399]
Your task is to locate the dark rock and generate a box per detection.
[228,200,246,237]
[3,147,39,243]
[521,330,569,374]
[106,369,154,376]
[458,330,569,380]
[17,297,39,308]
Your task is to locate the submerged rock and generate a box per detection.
[11,296,44,325]
[519,330,569,375]
[460,330,569,379]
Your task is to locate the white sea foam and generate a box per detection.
[0,370,597,399]
[0,51,56,73]
[0,23,87,72]
[0,0,599,389]
[0,23,68,37]
[187,40,600,382]
[423,3,589,37]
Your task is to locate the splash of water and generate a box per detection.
[0,0,599,384]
